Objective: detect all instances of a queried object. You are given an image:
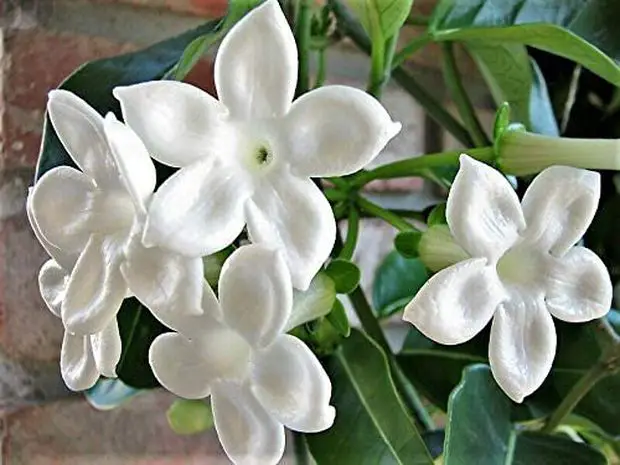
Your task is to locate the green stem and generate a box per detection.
[352,146,496,186]
[541,322,620,433]
[356,196,418,232]
[441,43,490,147]
[293,432,310,465]
[392,33,431,69]
[314,48,327,88]
[339,207,359,260]
[295,0,312,96]
[367,36,386,98]
[329,0,473,146]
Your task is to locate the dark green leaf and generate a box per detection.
[35,18,221,180]
[306,330,433,465]
[326,299,350,337]
[167,399,213,435]
[325,259,361,294]
[116,298,169,389]
[345,0,414,42]
[85,378,141,411]
[373,252,428,318]
[444,365,606,465]
[394,230,422,258]
[430,0,620,86]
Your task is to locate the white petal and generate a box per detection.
[215,0,297,119]
[121,232,203,316]
[489,294,557,403]
[143,157,250,257]
[61,332,99,391]
[211,381,286,465]
[62,234,127,335]
[447,155,525,261]
[284,86,401,177]
[149,332,213,399]
[219,245,292,348]
[89,318,122,378]
[245,170,336,290]
[521,166,600,256]
[113,81,227,168]
[251,334,335,432]
[47,90,119,188]
[403,258,506,345]
[103,113,156,212]
[38,259,69,318]
[545,246,612,322]
[27,191,78,270]
[30,167,96,252]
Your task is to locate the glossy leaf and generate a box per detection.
[116,298,169,389]
[431,0,620,86]
[326,299,351,337]
[445,365,606,465]
[345,0,414,42]
[394,230,421,258]
[306,330,433,465]
[167,399,214,435]
[325,259,361,295]
[35,18,221,180]
[373,251,429,318]
[85,378,141,411]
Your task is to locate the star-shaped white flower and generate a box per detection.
[28,195,121,391]
[403,155,613,403]
[29,91,204,336]
[149,244,335,465]
[113,0,400,290]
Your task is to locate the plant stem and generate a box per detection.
[441,43,490,147]
[356,196,418,232]
[314,48,327,88]
[541,321,620,433]
[392,33,431,69]
[329,0,473,147]
[339,207,359,260]
[367,37,386,98]
[352,146,496,186]
[293,432,310,465]
[294,0,312,96]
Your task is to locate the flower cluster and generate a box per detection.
[28,1,399,464]
[404,155,612,402]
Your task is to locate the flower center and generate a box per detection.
[495,242,542,289]
[91,190,136,234]
[254,145,273,166]
[201,325,252,381]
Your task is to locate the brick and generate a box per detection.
[5,391,294,464]
[93,0,227,17]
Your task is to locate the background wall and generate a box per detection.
[0,1,488,462]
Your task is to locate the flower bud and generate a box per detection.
[497,128,620,176]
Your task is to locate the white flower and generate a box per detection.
[27,195,121,391]
[29,90,204,336]
[149,244,335,465]
[403,155,613,403]
[113,0,401,291]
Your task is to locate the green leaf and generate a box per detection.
[202,248,233,289]
[325,259,361,294]
[326,299,351,337]
[427,203,447,225]
[167,399,213,435]
[398,314,620,434]
[466,42,559,135]
[287,272,337,331]
[35,18,221,180]
[85,378,141,411]
[345,0,414,42]
[373,251,428,318]
[445,365,606,465]
[116,299,169,389]
[394,230,422,258]
[430,0,620,86]
[306,330,433,465]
